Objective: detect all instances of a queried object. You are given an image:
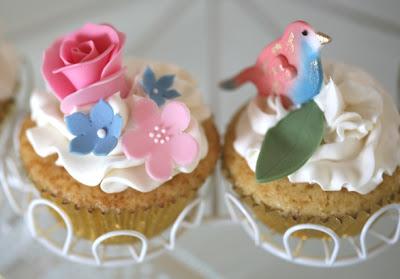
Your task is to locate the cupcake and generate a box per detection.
[19,23,219,242]
[221,20,400,238]
[0,37,19,125]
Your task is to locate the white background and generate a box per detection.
[0,0,400,278]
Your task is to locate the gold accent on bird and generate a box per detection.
[316,31,331,45]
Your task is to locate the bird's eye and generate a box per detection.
[302,30,308,36]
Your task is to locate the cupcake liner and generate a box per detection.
[39,188,197,244]
[19,116,219,245]
[232,184,400,239]
[222,162,400,239]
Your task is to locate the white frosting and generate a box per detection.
[0,41,19,100]
[26,60,211,193]
[234,62,400,194]
[125,58,211,122]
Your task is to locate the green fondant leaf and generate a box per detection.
[255,100,324,183]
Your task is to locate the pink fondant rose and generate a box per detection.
[42,23,130,114]
[122,98,199,181]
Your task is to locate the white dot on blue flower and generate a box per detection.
[97,128,107,139]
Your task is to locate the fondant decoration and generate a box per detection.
[220,20,331,107]
[65,99,122,156]
[234,62,400,194]
[27,61,211,192]
[42,23,131,114]
[141,66,181,106]
[255,100,324,183]
[122,98,198,181]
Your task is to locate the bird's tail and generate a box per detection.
[219,66,258,91]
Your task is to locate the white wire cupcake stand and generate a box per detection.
[0,113,208,267]
[0,64,399,268]
[223,180,400,267]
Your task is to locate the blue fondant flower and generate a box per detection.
[141,66,181,106]
[65,99,122,156]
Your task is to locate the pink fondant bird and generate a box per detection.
[220,20,331,107]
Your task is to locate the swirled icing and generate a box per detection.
[234,62,400,194]
[26,60,211,193]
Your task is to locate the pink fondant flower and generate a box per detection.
[42,23,131,114]
[122,98,199,181]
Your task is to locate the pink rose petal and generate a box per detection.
[63,23,120,52]
[53,44,113,89]
[42,38,76,99]
[170,133,199,166]
[60,40,100,65]
[77,41,98,63]
[59,40,74,65]
[161,101,191,134]
[42,23,128,101]
[101,30,125,77]
[60,69,130,114]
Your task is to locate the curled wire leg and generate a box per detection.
[223,178,400,267]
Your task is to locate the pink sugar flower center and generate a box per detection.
[148,125,171,145]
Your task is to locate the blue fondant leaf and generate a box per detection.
[93,136,118,156]
[90,99,113,128]
[163,89,181,99]
[142,67,156,93]
[151,93,166,107]
[70,132,97,155]
[255,100,324,183]
[65,112,91,136]
[157,74,175,89]
[109,114,123,137]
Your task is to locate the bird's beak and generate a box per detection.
[316,31,331,45]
